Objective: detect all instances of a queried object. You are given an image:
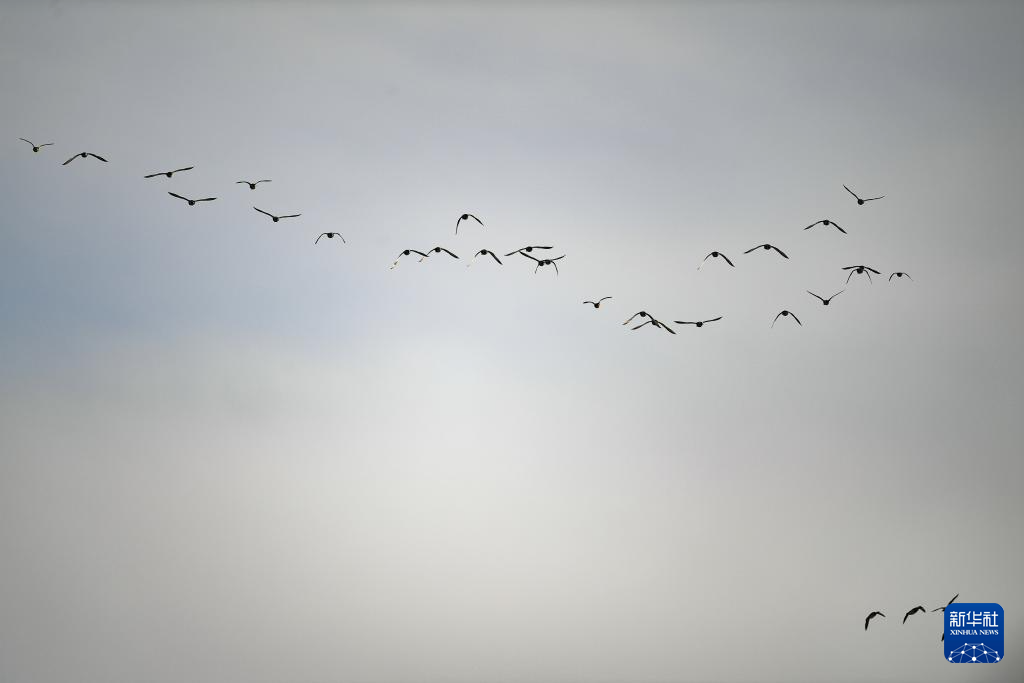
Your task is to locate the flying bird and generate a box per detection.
[932,594,960,613]
[423,246,459,261]
[632,318,676,334]
[505,245,553,256]
[19,138,53,152]
[520,252,565,274]
[455,213,483,234]
[889,271,912,282]
[903,606,926,624]
[237,180,271,190]
[743,243,789,259]
[168,192,216,206]
[807,290,844,306]
[623,311,651,326]
[144,166,194,179]
[468,249,502,266]
[254,207,301,222]
[583,297,612,308]
[865,611,886,631]
[699,251,735,269]
[390,249,429,269]
[315,232,345,244]
[843,265,881,284]
[62,152,107,165]
[772,310,801,327]
[844,184,884,205]
[673,317,722,328]
[805,219,846,234]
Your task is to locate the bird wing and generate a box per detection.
[469,214,483,225]
[833,222,847,234]
[830,290,845,300]
[39,143,54,147]
[743,245,761,254]
[339,234,346,243]
[655,320,676,334]
[488,251,502,264]
[235,181,248,185]
[253,207,274,218]
[173,167,194,174]
[439,248,458,258]
[519,252,541,262]
[196,197,217,202]
[674,321,696,325]
[87,153,108,162]
[704,316,723,323]
[598,296,612,302]
[504,248,523,256]
[143,172,162,178]
[631,320,654,330]
[551,260,560,275]
[623,312,642,325]
[864,195,884,201]
[279,214,301,219]
[168,192,189,201]
[771,312,784,327]
[889,273,896,281]
[843,184,860,200]
[805,220,823,229]
[807,291,825,302]
[865,615,870,630]
[583,301,595,305]
[845,271,855,284]
[62,154,78,165]
[550,254,565,261]
[315,234,326,244]
[948,594,959,605]
[771,245,789,258]
[721,253,735,267]
[791,313,802,325]
[256,179,271,184]
[19,138,33,145]
[865,266,881,274]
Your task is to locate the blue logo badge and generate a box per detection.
[944,603,1003,663]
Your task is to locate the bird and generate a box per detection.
[62,152,107,165]
[237,180,271,190]
[144,166,194,179]
[743,243,789,259]
[772,310,801,327]
[422,246,459,261]
[632,318,676,334]
[520,252,565,274]
[315,232,345,244]
[390,249,429,269]
[455,213,483,234]
[583,297,612,308]
[807,290,844,306]
[699,251,735,269]
[19,138,53,152]
[843,265,881,284]
[168,192,216,206]
[932,594,959,612]
[468,249,502,266]
[505,245,553,256]
[903,606,926,624]
[805,219,846,234]
[889,271,912,282]
[674,316,722,328]
[865,611,886,631]
[254,207,301,222]
[844,184,884,205]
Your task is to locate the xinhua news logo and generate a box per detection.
[945,603,1003,663]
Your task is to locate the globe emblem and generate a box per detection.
[947,643,1000,663]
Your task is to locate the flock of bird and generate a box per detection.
[865,593,960,643]
[17,136,911,337]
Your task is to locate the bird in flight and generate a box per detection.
[423,246,459,261]
[315,232,345,244]
[889,271,912,282]
[844,184,884,205]
[699,251,735,269]
[583,297,612,308]
[468,249,503,266]
[455,213,483,234]
[390,249,429,269]
[865,611,886,631]
[168,192,216,206]
[19,138,53,152]
[144,166,194,179]
[805,219,846,234]
[772,310,801,327]
[624,312,675,334]
[237,180,271,190]
[674,316,722,328]
[520,252,565,274]
[843,265,881,284]
[505,245,553,256]
[932,594,959,613]
[743,243,789,259]
[254,207,301,222]
[903,606,926,624]
[807,290,844,306]
[62,152,107,165]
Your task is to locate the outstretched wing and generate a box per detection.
[631,320,654,330]
[315,233,326,244]
[704,316,723,323]
[804,220,823,230]
[843,184,860,201]
[807,291,825,302]
[623,312,643,325]
[771,311,784,328]
[771,245,789,258]
[253,207,274,218]
[791,313,802,326]
[143,172,162,178]
[468,214,483,225]
[832,222,847,234]
[19,138,33,146]
[172,166,194,174]
[279,214,301,219]
[721,253,735,267]
[487,251,502,264]
[87,153,108,162]
[62,154,78,165]
[598,296,612,303]
[438,247,459,258]
[195,197,217,202]
[743,245,762,254]
[865,266,881,274]
[168,192,189,201]
[864,195,884,202]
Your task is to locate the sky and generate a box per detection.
[1,1,1022,681]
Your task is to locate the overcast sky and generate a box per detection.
[1,2,1022,682]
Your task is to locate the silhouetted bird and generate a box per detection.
[889,271,912,282]
[699,251,734,269]
[144,166,193,179]
[843,265,881,284]
[315,232,345,244]
[237,180,271,190]
[805,219,846,234]
[168,192,216,206]
[468,249,502,265]
[19,138,53,152]
[904,606,926,624]
[423,246,459,260]
[865,612,885,630]
[807,290,844,306]
[583,297,612,308]
[772,310,801,327]
[623,311,651,325]
[505,245,553,256]
[844,185,884,205]
[254,207,301,222]
[520,252,565,274]
[62,152,107,165]
[632,318,676,334]
[932,594,959,613]
[390,249,429,269]
[743,243,788,259]
[455,213,483,234]
[674,317,722,328]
